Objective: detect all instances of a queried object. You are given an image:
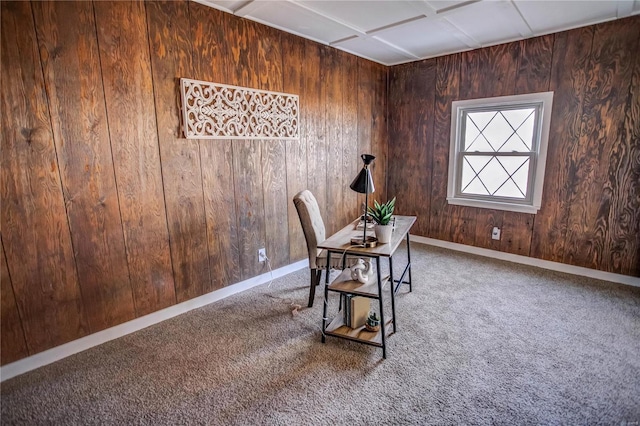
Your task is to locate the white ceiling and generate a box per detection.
[195,0,640,66]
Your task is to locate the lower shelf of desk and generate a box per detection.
[325,316,394,346]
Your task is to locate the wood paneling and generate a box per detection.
[388,60,436,236]
[190,2,240,292]
[371,62,389,205]
[530,27,594,263]
[1,1,89,354]
[500,35,554,256]
[33,1,136,331]
[224,17,267,281]
[306,45,328,230]
[388,16,640,277]
[324,48,345,235]
[563,20,640,273]
[1,0,387,365]
[94,0,175,316]
[146,1,212,302]
[342,54,359,226]
[429,54,461,242]
[3,1,637,368]
[356,58,373,213]
[460,43,520,250]
[257,25,290,269]
[1,239,28,364]
[614,31,640,276]
[282,34,308,262]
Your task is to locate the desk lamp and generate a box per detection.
[350,154,377,247]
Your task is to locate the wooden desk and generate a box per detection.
[318,215,416,358]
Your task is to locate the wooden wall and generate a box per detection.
[388,16,640,277]
[0,0,387,364]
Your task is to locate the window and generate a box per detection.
[447,92,554,214]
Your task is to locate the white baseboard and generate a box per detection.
[0,259,308,382]
[411,236,640,288]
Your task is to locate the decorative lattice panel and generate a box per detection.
[180,78,299,140]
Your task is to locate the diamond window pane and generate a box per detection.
[500,108,535,151]
[464,121,480,146]
[461,155,530,198]
[477,157,509,194]
[465,133,493,152]
[511,160,531,197]
[496,156,530,198]
[494,179,524,198]
[461,156,492,195]
[481,113,513,151]
[464,107,538,153]
[466,111,496,132]
[500,133,530,152]
[496,156,529,176]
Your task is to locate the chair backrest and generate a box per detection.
[293,190,326,270]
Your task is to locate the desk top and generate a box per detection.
[318,215,416,257]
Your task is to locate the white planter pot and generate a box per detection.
[375,224,393,244]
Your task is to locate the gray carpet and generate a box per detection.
[2,243,639,425]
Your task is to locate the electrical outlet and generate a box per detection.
[258,248,267,262]
[491,227,501,240]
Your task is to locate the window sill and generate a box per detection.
[447,197,540,214]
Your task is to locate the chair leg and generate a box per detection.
[308,269,322,307]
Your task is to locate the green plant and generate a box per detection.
[366,312,380,325]
[367,197,396,225]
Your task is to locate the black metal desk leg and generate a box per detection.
[376,256,386,359]
[321,251,332,343]
[406,233,413,292]
[389,256,397,333]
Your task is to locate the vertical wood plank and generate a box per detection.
[1,0,89,353]
[324,48,345,235]
[342,54,359,225]
[387,60,435,236]
[282,34,308,262]
[429,53,461,241]
[94,0,175,316]
[33,0,135,331]
[530,27,595,263]
[225,17,266,280]
[261,140,289,268]
[257,24,289,269]
[146,0,212,302]
[563,20,639,271]
[307,44,328,230]
[459,43,519,249]
[357,58,374,213]
[1,239,29,364]
[500,34,554,256]
[189,2,240,290]
[371,63,389,204]
[514,35,554,94]
[232,139,265,280]
[613,29,640,276]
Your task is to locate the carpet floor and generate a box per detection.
[2,243,639,425]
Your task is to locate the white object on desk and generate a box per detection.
[350,258,374,284]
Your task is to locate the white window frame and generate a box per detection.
[447,92,554,214]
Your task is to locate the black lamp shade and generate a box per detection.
[350,154,375,194]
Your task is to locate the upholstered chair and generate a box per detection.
[293,190,355,307]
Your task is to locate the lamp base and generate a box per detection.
[351,236,378,248]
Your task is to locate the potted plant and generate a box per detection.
[365,312,380,332]
[367,197,396,244]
